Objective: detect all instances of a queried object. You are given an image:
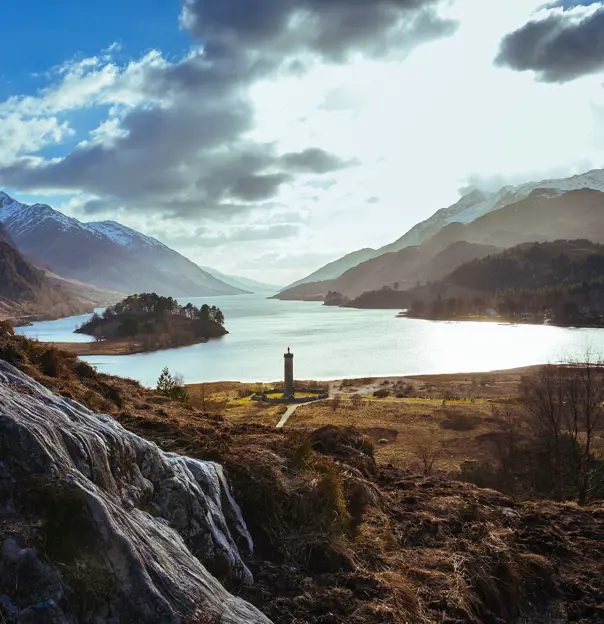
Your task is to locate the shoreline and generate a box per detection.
[185,366,540,390]
[48,337,212,356]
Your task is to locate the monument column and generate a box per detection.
[284,347,294,398]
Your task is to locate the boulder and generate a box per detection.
[0,361,271,623]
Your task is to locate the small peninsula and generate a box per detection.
[74,293,227,354]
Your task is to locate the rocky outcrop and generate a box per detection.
[0,361,271,623]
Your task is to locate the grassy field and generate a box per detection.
[183,369,536,473]
[287,398,501,472]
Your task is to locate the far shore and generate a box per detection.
[185,366,540,393]
[48,337,210,356]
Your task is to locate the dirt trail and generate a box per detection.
[276,404,301,428]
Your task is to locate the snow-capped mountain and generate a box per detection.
[86,220,167,249]
[379,168,604,254]
[0,193,246,297]
[279,167,604,293]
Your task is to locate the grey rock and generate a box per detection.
[0,361,271,624]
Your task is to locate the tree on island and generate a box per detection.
[76,293,227,352]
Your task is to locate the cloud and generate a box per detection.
[181,0,457,62]
[458,160,595,194]
[281,148,355,173]
[0,115,72,165]
[0,0,455,226]
[495,4,604,82]
[167,223,300,249]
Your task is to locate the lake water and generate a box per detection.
[16,294,604,387]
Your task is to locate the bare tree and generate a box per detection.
[351,394,363,409]
[413,438,443,477]
[562,348,604,504]
[522,348,604,504]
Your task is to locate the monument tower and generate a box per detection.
[283,347,294,398]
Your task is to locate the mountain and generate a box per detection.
[390,239,604,326]
[199,266,280,293]
[282,168,604,292]
[276,240,499,301]
[444,187,604,249]
[0,193,246,297]
[379,168,604,254]
[278,186,604,303]
[0,223,116,320]
[0,223,47,304]
[283,248,378,290]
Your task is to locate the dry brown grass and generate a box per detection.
[286,399,503,473]
[2,334,603,624]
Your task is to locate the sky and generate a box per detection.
[1,0,604,284]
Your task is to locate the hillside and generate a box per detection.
[277,241,500,300]
[280,188,604,303]
[351,240,604,326]
[0,193,245,297]
[283,247,378,290]
[284,168,604,293]
[0,333,603,623]
[0,224,115,321]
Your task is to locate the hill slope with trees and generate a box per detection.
[351,240,604,326]
[277,187,604,302]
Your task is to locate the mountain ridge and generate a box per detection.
[0,193,245,298]
[281,167,604,292]
[0,222,117,320]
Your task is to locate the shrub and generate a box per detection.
[440,410,480,431]
[373,389,390,399]
[0,320,15,336]
[38,348,64,378]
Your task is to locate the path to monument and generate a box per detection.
[276,399,329,428]
[276,404,300,429]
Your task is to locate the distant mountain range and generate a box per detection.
[276,168,604,302]
[199,266,281,294]
[284,248,378,290]
[279,169,604,299]
[0,192,246,298]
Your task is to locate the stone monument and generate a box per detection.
[283,347,294,398]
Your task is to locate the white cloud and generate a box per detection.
[0,115,72,165]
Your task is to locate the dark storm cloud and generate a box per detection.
[227,173,292,201]
[496,5,604,82]
[181,0,457,62]
[280,148,355,174]
[0,0,455,222]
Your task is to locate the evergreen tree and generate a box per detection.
[156,367,189,403]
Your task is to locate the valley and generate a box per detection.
[4,4,604,623]
[276,174,604,311]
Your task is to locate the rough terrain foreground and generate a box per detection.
[0,361,271,624]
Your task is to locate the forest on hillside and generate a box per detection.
[77,293,227,351]
[349,240,604,327]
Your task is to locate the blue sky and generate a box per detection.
[0,1,188,99]
[0,0,603,282]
